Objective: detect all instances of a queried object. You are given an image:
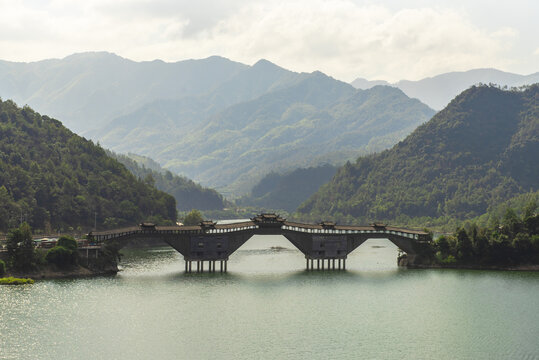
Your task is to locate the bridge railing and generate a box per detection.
[90,223,427,242]
[281,225,422,239]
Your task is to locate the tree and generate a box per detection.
[456,228,473,261]
[46,246,73,268]
[46,236,78,268]
[57,235,77,251]
[502,208,520,237]
[6,222,37,271]
[183,209,204,225]
[435,235,450,256]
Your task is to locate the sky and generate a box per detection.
[0,0,537,82]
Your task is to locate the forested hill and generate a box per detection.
[237,164,338,212]
[109,152,226,211]
[0,100,176,232]
[298,84,539,224]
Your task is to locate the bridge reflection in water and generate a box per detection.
[88,214,431,273]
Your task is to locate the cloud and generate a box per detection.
[0,0,529,81]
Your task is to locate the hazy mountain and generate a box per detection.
[0,52,435,197]
[237,164,338,212]
[149,77,435,194]
[0,100,176,232]
[109,152,226,211]
[88,58,305,150]
[0,52,247,133]
[298,84,539,224]
[351,68,539,110]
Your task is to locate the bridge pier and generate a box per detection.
[185,259,228,273]
[305,257,347,271]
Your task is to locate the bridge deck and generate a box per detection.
[89,220,429,242]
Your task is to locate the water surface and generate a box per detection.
[1,236,538,359]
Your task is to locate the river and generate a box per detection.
[1,235,538,360]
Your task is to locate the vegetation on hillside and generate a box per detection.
[159,80,435,194]
[238,164,338,212]
[298,85,538,228]
[110,152,226,211]
[432,201,539,266]
[0,99,176,233]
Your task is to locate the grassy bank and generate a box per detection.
[0,277,35,285]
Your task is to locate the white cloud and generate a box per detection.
[0,0,533,81]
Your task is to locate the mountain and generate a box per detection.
[0,52,247,133]
[153,79,435,194]
[87,58,304,151]
[351,68,539,110]
[0,100,177,232]
[298,84,539,224]
[237,164,338,212]
[0,52,435,196]
[109,152,226,211]
[91,73,434,195]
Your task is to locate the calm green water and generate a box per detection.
[1,236,538,360]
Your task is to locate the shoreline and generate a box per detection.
[6,263,539,280]
[6,264,118,280]
[408,263,539,271]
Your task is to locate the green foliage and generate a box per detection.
[238,164,338,212]
[0,100,176,232]
[183,210,204,226]
[46,235,79,268]
[6,223,38,271]
[298,85,538,226]
[432,204,539,266]
[0,277,34,285]
[57,236,77,251]
[109,151,225,211]
[0,259,5,276]
[46,246,77,268]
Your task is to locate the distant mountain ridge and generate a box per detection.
[150,79,434,194]
[352,68,539,110]
[298,84,539,225]
[0,52,248,133]
[0,52,435,196]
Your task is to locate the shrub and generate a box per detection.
[46,246,74,268]
[183,209,204,225]
[57,236,77,251]
[441,255,457,264]
[0,259,5,276]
